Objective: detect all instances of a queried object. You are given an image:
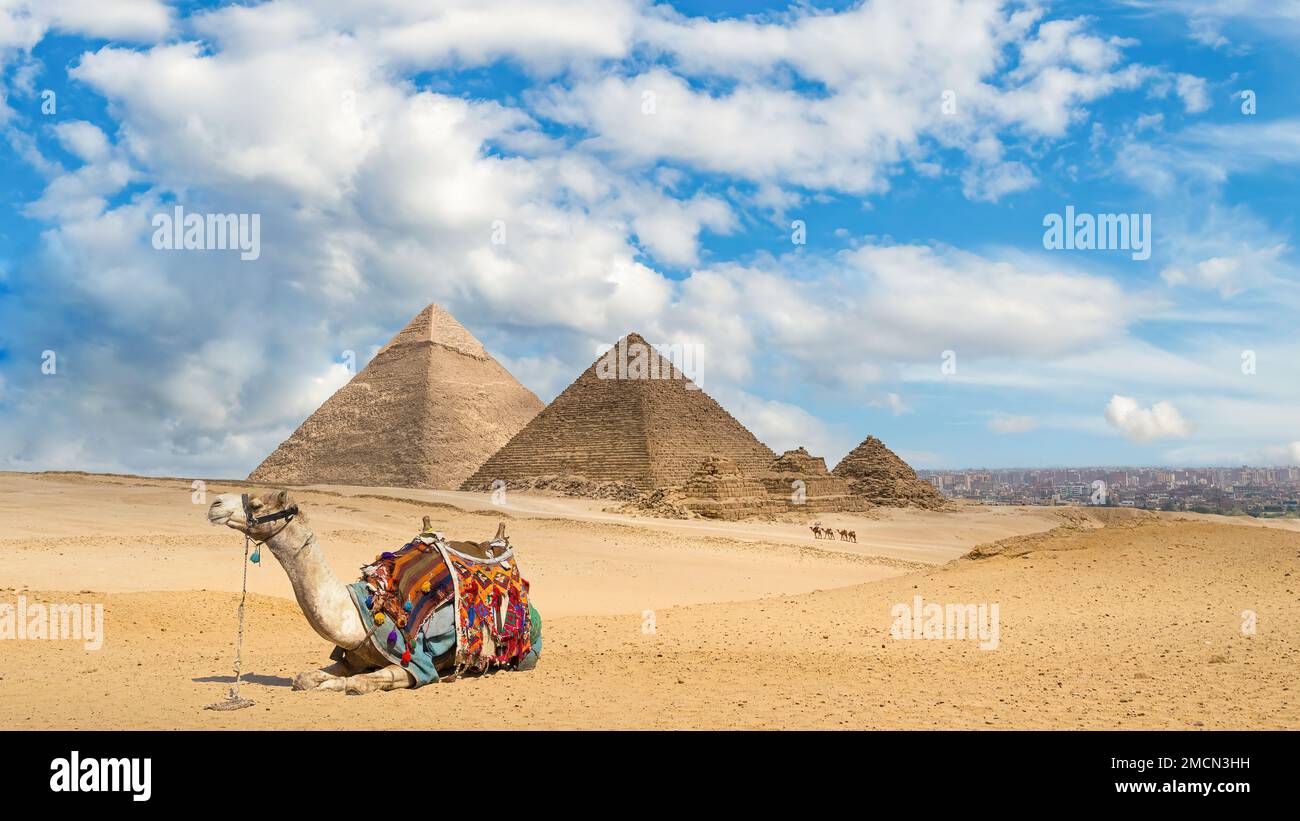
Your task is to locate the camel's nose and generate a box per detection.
[208,498,233,525]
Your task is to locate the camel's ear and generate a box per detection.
[493,522,506,542]
[276,490,290,507]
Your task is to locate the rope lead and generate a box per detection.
[204,533,257,711]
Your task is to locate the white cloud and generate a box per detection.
[0,0,169,123]
[867,392,911,416]
[533,4,1190,203]
[1105,395,1193,441]
[537,68,905,195]
[1013,18,1136,76]
[988,415,1037,434]
[1160,243,1289,297]
[54,120,110,162]
[843,243,1135,359]
[1116,119,1300,194]
[266,0,641,73]
[714,389,844,463]
[492,350,574,404]
[883,393,910,416]
[1175,73,1211,112]
[629,191,735,267]
[0,0,170,46]
[961,157,1036,202]
[71,40,394,202]
[1119,0,1300,50]
[663,241,1141,394]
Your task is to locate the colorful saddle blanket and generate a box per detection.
[353,531,535,682]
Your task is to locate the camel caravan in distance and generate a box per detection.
[810,523,857,542]
[227,304,944,694]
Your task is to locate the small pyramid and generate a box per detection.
[462,332,776,493]
[249,303,543,489]
[832,435,944,509]
[768,447,830,475]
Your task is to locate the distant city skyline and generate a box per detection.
[921,464,1300,516]
[920,463,1300,473]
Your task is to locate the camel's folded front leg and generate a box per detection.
[338,664,414,695]
[292,660,352,691]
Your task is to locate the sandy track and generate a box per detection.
[0,473,921,617]
[1,472,1297,729]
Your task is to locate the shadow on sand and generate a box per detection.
[192,672,293,688]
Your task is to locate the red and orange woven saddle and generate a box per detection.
[358,529,533,676]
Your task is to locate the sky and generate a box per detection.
[0,0,1298,478]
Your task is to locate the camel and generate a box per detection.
[810,523,824,539]
[207,489,530,695]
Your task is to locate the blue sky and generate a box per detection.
[1,0,1299,477]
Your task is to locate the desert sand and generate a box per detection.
[1,471,1296,729]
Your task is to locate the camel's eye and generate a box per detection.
[249,499,264,510]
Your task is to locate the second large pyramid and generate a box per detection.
[462,333,775,492]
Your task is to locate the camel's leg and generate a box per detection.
[344,664,414,695]
[292,660,351,691]
[318,664,414,696]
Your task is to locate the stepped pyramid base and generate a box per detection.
[624,449,875,521]
[463,473,643,501]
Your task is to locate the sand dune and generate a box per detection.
[1,472,1296,729]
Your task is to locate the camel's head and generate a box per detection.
[208,489,301,540]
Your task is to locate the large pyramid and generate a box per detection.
[832,435,944,509]
[249,303,543,489]
[462,332,776,493]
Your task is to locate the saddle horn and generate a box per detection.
[422,515,433,533]
[493,522,507,542]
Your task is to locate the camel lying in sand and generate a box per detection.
[207,489,536,695]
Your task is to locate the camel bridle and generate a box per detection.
[241,493,299,541]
